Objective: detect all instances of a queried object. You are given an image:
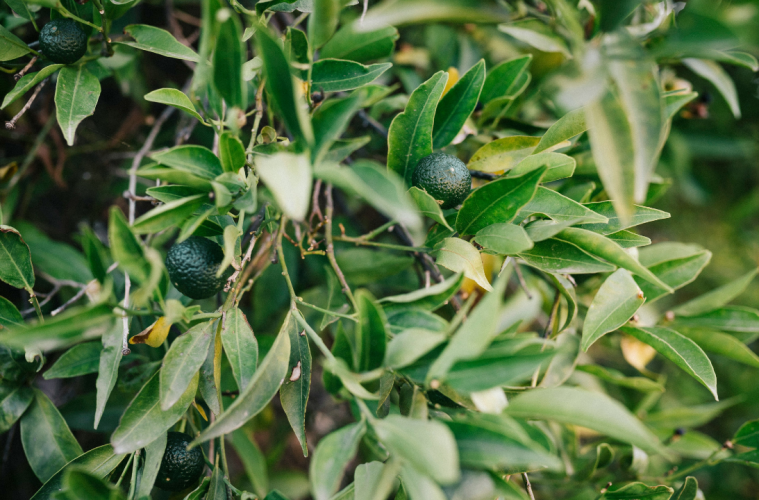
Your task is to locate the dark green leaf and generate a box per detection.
[312,59,392,93]
[606,230,651,248]
[21,389,83,482]
[673,477,699,500]
[601,482,673,500]
[0,296,23,330]
[160,320,214,410]
[43,342,101,379]
[150,145,223,179]
[320,23,398,63]
[509,152,576,182]
[55,66,101,146]
[456,167,545,235]
[447,349,555,393]
[519,239,615,274]
[673,268,758,317]
[310,421,366,500]
[432,60,485,149]
[356,290,387,371]
[387,71,448,184]
[137,433,166,497]
[0,225,35,290]
[230,429,268,497]
[579,202,670,235]
[111,370,198,454]
[223,308,259,392]
[480,55,532,104]
[0,381,33,433]
[679,328,759,368]
[384,328,446,369]
[144,88,207,124]
[118,24,200,62]
[674,306,759,334]
[214,12,246,109]
[505,387,668,457]
[192,314,291,444]
[219,132,247,173]
[2,65,64,110]
[257,27,313,144]
[94,317,123,430]
[733,419,759,448]
[635,248,712,303]
[312,93,362,163]
[0,24,33,61]
[533,108,586,154]
[408,187,451,229]
[519,187,606,224]
[132,194,207,234]
[281,311,311,456]
[308,0,339,48]
[683,58,740,119]
[285,27,310,80]
[380,273,463,312]
[582,270,644,351]
[474,223,533,255]
[620,326,717,400]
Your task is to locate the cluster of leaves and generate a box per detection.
[2,0,759,499]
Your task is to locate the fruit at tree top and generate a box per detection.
[411,152,472,209]
[165,236,231,300]
[155,432,204,491]
[38,19,88,65]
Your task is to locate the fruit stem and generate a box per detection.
[91,0,114,56]
[57,4,103,33]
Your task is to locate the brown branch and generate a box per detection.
[14,55,37,81]
[325,184,358,311]
[5,79,46,130]
[522,473,536,500]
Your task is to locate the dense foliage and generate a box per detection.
[1,0,759,499]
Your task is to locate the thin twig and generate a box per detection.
[522,473,536,500]
[14,55,37,81]
[50,285,89,316]
[247,78,267,153]
[5,79,46,130]
[325,184,358,311]
[514,261,533,299]
[357,109,387,137]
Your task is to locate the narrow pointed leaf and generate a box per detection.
[94,319,123,429]
[55,66,101,146]
[0,382,33,433]
[582,269,644,351]
[519,239,615,275]
[281,312,311,456]
[119,24,200,62]
[144,88,207,124]
[214,13,246,109]
[311,60,392,92]
[408,187,452,229]
[222,308,259,392]
[621,326,718,400]
[519,187,607,224]
[635,250,712,303]
[160,321,214,410]
[678,328,759,368]
[673,306,759,333]
[2,65,64,109]
[0,225,35,290]
[467,136,540,173]
[534,107,586,153]
[150,145,223,179]
[432,59,485,149]
[673,268,758,316]
[509,152,576,182]
[684,58,741,118]
[474,223,533,255]
[310,421,366,500]
[480,55,532,103]
[137,433,167,497]
[579,202,670,235]
[434,238,492,292]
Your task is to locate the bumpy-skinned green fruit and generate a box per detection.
[165,236,231,300]
[39,19,88,65]
[411,152,472,209]
[155,432,204,491]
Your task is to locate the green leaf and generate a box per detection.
[0,304,114,352]
[372,415,460,484]
[447,348,555,393]
[519,239,615,275]
[223,308,259,392]
[385,328,446,369]
[285,26,311,80]
[380,273,464,312]
[54,66,102,146]
[150,145,223,179]
[312,93,362,163]
[0,381,33,433]
[456,167,545,235]
[505,387,668,457]
[534,108,586,154]
[733,419,759,448]
[0,225,35,290]
[21,389,83,482]
[606,33,665,204]
[387,71,448,184]
[110,370,198,454]
[257,27,313,144]
[674,306,759,334]
[354,461,399,500]
[43,342,101,379]
[137,164,213,190]
[426,277,506,381]
[434,238,492,292]
[606,230,651,248]
[499,19,571,57]
[12,222,92,284]
[30,444,125,500]
[229,430,268,498]
[206,463,226,500]
[0,24,33,62]
[219,132,247,173]
[61,468,124,500]
[673,477,699,500]
[474,223,533,255]
[107,207,148,282]
[635,247,712,303]
[673,268,758,316]
[137,433,166,497]
[555,227,672,291]
[408,187,451,229]
[399,464,446,500]
[281,311,311,456]
[5,0,36,26]
[0,296,23,330]
[445,419,562,472]
[361,0,510,30]
[214,12,246,109]
[191,314,291,445]
[132,194,207,234]
[432,59,485,149]
[315,161,422,233]
[320,23,398,63]
[256,152,312,221]
[509,152,576,183]
[519,187,607,224]
[620,326,718,400]
[664,91,698,120]
[144,88,207,124]
[582,270,645,351]
[602,482,673,500]
[585,88,636,223]
[310,421,366,500]
[480,55,532,104]
[576,364,664,392]
[679,328,759,368]
[467,136,540,173]
[2,65,64,109]
[118,24,200,62]
[579,201,670,235]
[160,320,214,410]
[683,58,740,119]
[308,0,339,48]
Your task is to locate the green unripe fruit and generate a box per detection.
[411,152,472,209]
[155,432,204,491]
[39,19,88,65]
[165,236,231,300]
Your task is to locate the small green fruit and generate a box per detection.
[165,236,231,300]
[411,152,472,209]
[155,432,204,491]
[39,19,88,65]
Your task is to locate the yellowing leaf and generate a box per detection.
[621,334,656,371]
[129,317,171,348]
[442,67,459,95]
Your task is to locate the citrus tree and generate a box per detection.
[1,0,759,499]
